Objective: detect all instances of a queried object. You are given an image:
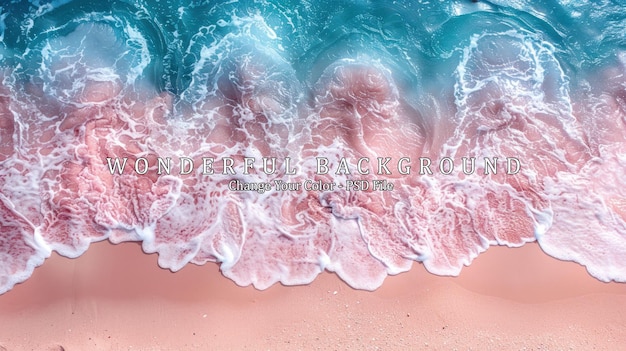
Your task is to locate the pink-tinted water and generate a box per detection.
[1,27,626,295]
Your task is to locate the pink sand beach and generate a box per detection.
[0,241,624,350]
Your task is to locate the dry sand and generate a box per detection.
[0,241,624,350]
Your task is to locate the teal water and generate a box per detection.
[2,0,623,93]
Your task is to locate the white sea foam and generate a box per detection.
[1,6,625,295]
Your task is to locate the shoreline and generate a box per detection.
[0,241,625,349]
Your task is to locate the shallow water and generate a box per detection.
[0,0,625,293]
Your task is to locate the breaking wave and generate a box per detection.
[1,0,625,293]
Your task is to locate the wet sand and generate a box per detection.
[0,241,625,350]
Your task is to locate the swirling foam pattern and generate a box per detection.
[0,0,625,293]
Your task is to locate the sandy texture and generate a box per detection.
[0,241,625,350]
